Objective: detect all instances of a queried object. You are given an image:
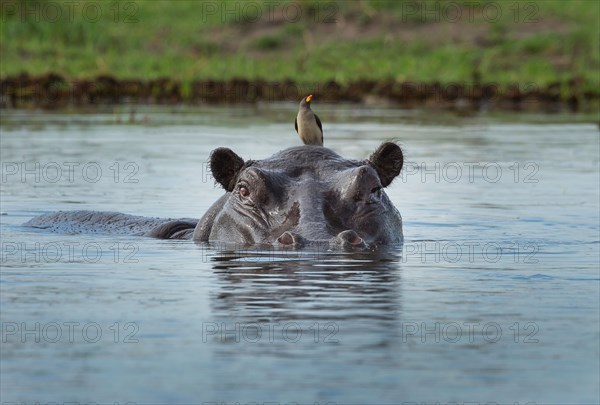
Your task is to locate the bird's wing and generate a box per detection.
[314,113,323,134]
[294,117,298,133]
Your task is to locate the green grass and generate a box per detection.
[1,0,598,92]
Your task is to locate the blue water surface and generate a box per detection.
[1,105,599,404]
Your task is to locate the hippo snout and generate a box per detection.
[276,229,368,250]
[277,229,368,250]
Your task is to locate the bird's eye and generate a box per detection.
[239,186,250,197]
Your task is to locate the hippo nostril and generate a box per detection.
[278,232,294,245]
[337,230,364,246]
[349,234,362,245]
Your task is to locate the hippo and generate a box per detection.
[25,142,404,249]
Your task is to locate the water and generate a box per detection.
[1,105,599,404]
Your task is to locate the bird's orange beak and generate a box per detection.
[305,95,313,103]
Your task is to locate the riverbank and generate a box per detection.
[1,73,598,113]
[1,1,598,112]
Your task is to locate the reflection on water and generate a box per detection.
[0,106,598,404]
[202,248,406,403]
[209,248,402,322]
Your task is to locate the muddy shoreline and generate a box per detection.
[1,73,598,113]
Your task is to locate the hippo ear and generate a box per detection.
[368,142,404,187]
[210,148,245,191]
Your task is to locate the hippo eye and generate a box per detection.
[239,185,250,197]
[371,186,382,194]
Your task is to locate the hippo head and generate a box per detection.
[195,143,404,249]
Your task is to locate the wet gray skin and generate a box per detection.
[26,143,404,250]
[189,142,404,249]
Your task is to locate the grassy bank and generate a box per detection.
[1,0,599,92]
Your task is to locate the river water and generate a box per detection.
[1,105,599,404]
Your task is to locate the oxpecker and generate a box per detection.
[295,94,323,146]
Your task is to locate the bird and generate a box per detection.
[295,94,323,146]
